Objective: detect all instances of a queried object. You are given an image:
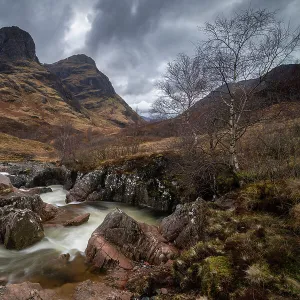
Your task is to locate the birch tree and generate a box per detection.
[198,8,300,171]
[152,53,208,143]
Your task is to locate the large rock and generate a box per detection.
[67,155,177,212]
[66,169,105,203]
[160,200,208,249]
[0,175,57,249]
[86,209,178,270]
[0,208,44,250]
[0,162,75,190]
[0,174,13,195]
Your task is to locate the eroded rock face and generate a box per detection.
[160,200,207,249]
[0,26,38,62]
[67,155,177,212]
[86,209,178,270]
[0,208,44,250]
[0,162,75,190]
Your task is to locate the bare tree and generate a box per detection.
[152,53,209,143]
[54,119,79,163]
[198,8,300,171]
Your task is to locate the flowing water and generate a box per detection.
[0,185,163,287]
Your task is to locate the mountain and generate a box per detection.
[0,26,141,146]
[45,54,142,128]
[0,26,92,143]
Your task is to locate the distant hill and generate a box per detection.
[133,64,300,137]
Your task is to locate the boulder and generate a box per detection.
[63,213,90,226]
[86,209,178,270]
[160,200,208,249]
[66,169,105,203]
[0,282,58,300]
[0,208,44,250]
[0,174,13,195]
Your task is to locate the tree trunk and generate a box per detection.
[229,98,239,171]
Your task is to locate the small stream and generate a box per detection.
[0,185,163,287]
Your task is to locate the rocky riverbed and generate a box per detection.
[0,161,183,299]
[1,157,299,300]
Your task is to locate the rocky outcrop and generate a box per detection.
[0,162,75,189]
[86,209,178,271]
[46,54,116,100]
[66,155,177,212]
[63,213,90,226]
[160,200,207,249]
[0,26,38,62]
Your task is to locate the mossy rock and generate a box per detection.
[238,180,300,214]
[200,256,233,299]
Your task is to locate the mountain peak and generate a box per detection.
[0,26,38,62]
[55,54,96,66]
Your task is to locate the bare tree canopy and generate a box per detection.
[197,8,300,171]
[152,53,208,120]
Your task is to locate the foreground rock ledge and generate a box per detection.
[86,209,178,270]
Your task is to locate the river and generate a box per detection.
[0,185,162,287]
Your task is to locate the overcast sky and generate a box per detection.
[0,0,299,113]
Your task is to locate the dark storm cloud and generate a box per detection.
[0,0,299,111]
[0,0,75,63]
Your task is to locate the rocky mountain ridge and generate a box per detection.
[0,26,141,147]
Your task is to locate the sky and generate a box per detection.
[0,0,299,114]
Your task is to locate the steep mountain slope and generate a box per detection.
[0,26,142,148]
[45,54,142,128]
[0,26,92,141]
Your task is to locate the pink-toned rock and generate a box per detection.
[85,209,178,271]
[0,282,58,300]
[42,203,59,222]
[86,235,134,270]
[63,213,90,226]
